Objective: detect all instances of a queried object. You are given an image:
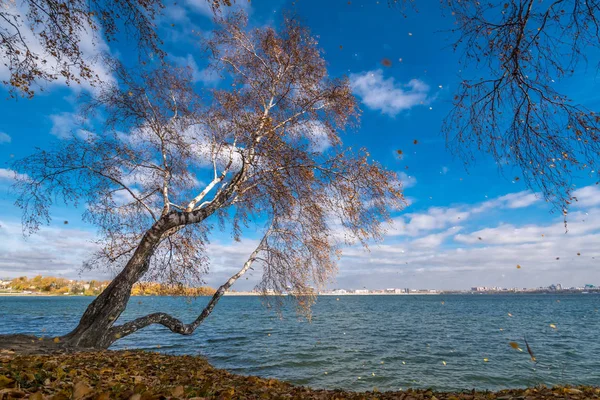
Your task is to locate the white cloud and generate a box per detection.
[573,185,600,208]
[0,168,27,182]
[333,206,600,290]
[471,190,540,213]
[411,227,461,248]
[349,70,430,116]
[184,0,252,18]
[287,120,333,153]
[0,1,114,94]
[0,220,105,280]
[398,172,417,189]
[49,112,79,138]
[389,206,467,237]
[171,54,221,86]
[0,132,11,144]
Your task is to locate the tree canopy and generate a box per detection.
[12,13,404,347]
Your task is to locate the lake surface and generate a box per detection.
[1,294,599,391]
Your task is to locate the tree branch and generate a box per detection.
[107,232,269,340]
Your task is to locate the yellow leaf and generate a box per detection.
[442,361,447,366]
[73,381,93,400]
[172,385,184,398]
[550,324,557,329]
[53,337,60,343]
[509,341,519,349]
[516,265,521,269]
[29,392,44,400]
[0,375,14,389]
[483,358,489,362]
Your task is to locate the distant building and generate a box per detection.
[332,289,347,294]
[354,289,369,294]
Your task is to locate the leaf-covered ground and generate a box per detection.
[0,350,598,400]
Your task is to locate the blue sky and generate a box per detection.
[1,0,599,290]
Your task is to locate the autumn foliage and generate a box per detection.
[10,13,404,348]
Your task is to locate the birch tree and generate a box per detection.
[11,13,404,349]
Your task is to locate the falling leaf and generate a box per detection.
[550,324,557,329]
[381,58,392,67]
[509,341,523,352]
[516,265,521,269]
[63,220,69,224]
[397,149,403,155]
[478,237,483,240]
[514,177,520,181]
[442,361,447,366]
[402,361,406,365]
[413,139,418,145]
[556,257,560,260]
[507,313,513,317]
[483,358,489,362]
[577,252,581,256]
[524,338,536,362]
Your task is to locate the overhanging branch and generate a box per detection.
[107,232,269,341]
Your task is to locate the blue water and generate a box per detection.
[1,294,599,391]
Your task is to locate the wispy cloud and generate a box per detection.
[398,172,417,189]
[0,1,114,94]
[349,70,431,116]
[184,0,252,18]
[0,168,27,182]
[0,132,11,144]
[572,185,600,208]
[171,54,221,86]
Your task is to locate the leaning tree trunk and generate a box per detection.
[61,222,166,348]
[61,166,246,349]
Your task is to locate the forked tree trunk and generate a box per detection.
[60,168,246,349]
[61,223,165,348]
